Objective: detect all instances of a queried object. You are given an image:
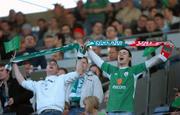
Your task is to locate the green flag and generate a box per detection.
[4,36,20,53]
[143,47,158,57]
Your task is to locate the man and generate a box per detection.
[18,34,47,69]
[67,57,104,115]
[13,59,84,115]
[107,46,118,61]
[0,63,33,115]
[87,42,174,115]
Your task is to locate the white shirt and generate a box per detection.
[21,72,79,114]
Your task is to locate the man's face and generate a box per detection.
[106,26,117,39]
[80,58,88,72]
[108,47,118,61]
[0,66,9,81]
[25,35,36,48]
[46,61,59,75]
[118,49,131,67]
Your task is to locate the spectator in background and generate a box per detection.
[58,67,68,75]
[154,13,170,33]
[53,4,68,29]
[18,34,47,69]
[163,7,180,26]
[124,27,133,37]
[44,17,60,37]
[132,14,148,35]
[67,57,104,115]
[87,21,105,41]
[21,23,33,38]
[66,13,79,29]
[61,24,73,45]
[73,0,86,25]
[105,25,119,40]
[110,20,124,37]
[54,33,65,47]
[36,18,48,48]
[115,0,141,26]
[89,64,109,93]
[168,0,180,17]
[51,52,64,61]
[73,27,86,45]
[149,7,159,18]
[92,46,102,57]
[82,96,107,115]
[0,63,33,115]
[107,47,118,61]
[0,21,15,60]
[7,9,16,25]
[43,35,55,49]
[14,12,26,33]
[83,0,112,35]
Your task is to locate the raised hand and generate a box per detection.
[160,41,175,61]
[76,60,84,75]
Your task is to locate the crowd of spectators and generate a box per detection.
[0,0,180,114]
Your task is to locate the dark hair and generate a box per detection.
[47,59,59,68]
[58,67,68,74]
[155,13,164,19]
[37,18,46,23]
[106,25,118,32]
[89,64,102,76]
[78,57,89,64]
[55,33,65,45]
[119,47,132,66]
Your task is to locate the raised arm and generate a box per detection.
[12,63,25,84]
[145,42,174,68]
[87,49,104,68]
[64,60,84,84]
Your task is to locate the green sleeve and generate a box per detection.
[101,62,119,75]
[131,63,147,75]
[172,97,180,108]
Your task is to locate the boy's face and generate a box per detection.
[118,49,131,66]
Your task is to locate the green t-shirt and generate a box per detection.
[101,62,147,112]
[98,111,107,115]
[84,0,109,23]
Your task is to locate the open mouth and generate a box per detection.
[119,58,124,61]
[49,66,54,69]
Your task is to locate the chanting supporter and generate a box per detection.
[86,41,174,115]
[13,59,84,115]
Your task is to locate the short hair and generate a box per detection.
[119,47,132,66]
[108,46,119,52]
[58,67,68,74]
[47,59,59,68]
[37,18,46,23]
[78,57,89,63]
[24,34,37,41]
[155,13,164,19]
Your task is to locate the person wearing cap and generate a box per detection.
[13,59,84,115]
[73,27,86,46]
[0,63,34,115]
[66,57,104,115]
